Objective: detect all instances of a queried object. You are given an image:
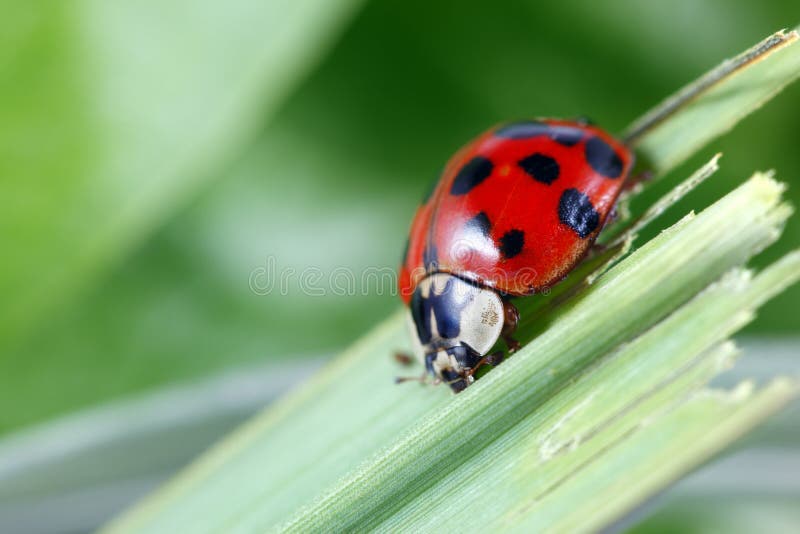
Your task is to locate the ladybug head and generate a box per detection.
[405,273,504,391]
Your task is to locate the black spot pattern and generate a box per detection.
[549,126,584,146]
[495,120,584,146]
[585,136,623,178]
[518,153,560,185]
[465,211,491,237]
[559,188,600,238]
[499,229,525,259]
[495,121,550,139]
[450,156,494,195]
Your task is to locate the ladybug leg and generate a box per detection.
[463,350,506,381]
[485,350,505,366]
[606,205,619,225]
[623,169,654,193]
[393,352,414,366]
[501,299,521,354]
[589,241,609,256]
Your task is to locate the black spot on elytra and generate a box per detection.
[423,244,438,271]
[495,121,550,139]
[518,153,560,185]
[559,188,600,238]
[450,156,494,195]
[549,126,584,146]
[585,136,623,178]
[499,229,525,259]
[465,211,491,237]
[495,120,584,146]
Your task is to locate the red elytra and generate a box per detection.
[398,119,634,303]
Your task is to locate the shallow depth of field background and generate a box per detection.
[1,1,799,533]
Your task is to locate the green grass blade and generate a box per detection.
[624,29,800,175]
[103,30,800,533]
[375,253,800,532]
[599,153,721,245]
[104,171,794,533]
[276,175,789,533]
[522,378,798,533]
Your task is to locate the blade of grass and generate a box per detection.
[375,252,800,531]
[0,358,323,534]
[105,172,792,533]
[520,378,798,533]
[381,341,740,532]
[104,30,800,533]
[277,177,791,533]
[3,340,797,533]
[624,28,800,175]
[599,153,722,246]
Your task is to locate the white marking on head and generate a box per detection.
[408,273,504,359]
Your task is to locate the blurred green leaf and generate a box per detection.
[0,0,364,354]
[630,495,800,534]
[0,0,364,432]
[0,358,322,533]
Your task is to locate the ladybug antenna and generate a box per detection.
[394,374,428,385]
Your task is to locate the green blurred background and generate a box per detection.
[1,1,798,532]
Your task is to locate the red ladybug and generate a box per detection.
[397,119,634,392]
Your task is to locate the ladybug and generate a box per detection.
[397,119,634,392]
